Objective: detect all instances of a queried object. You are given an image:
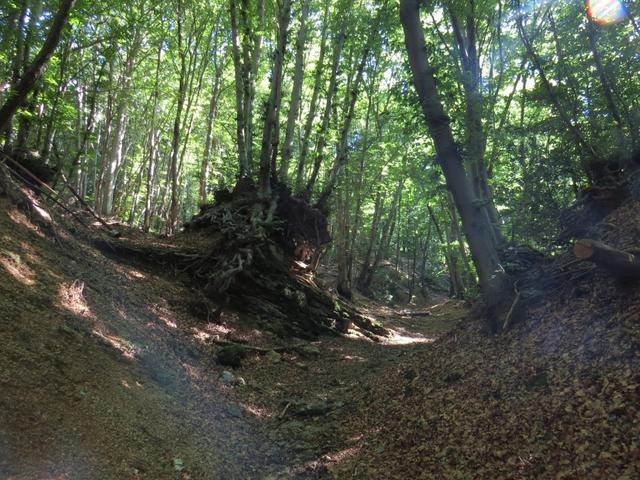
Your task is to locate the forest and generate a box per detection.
[1,0,639,478]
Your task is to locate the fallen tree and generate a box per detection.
[95,179,388,340]
[573,239,640,281]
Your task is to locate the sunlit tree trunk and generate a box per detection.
[448,5,504,247]
[143,39,163,232]
[279,0,310,182]
[315,23,374,213]
[200,61,223,203]
[303,18,346,201]
[295,0,330,194]
[259,0,291,195]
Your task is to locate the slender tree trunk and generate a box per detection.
[143,40,163,232]
[96,36,138,216]
[335,181,352,298]
[302,19,347,201]
[516,8,599,179]
[448,7,504,247]
[361,178,403,291]
[315,24,374,213]
[200,62,223,203]
[295,0,330,194]
[259,0,292,195]
[584,7,626,160]
[229,0,249,177]
[357,186,384,289]
[279,0,310,182]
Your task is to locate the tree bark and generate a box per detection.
[259,0,292,196]
[584,7,626,161]
[574,239,640,281]
[295,0,330,194]
[279,0,310,182]
[302,18,347,201]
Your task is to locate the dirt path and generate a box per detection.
[225,297,468,477]
[0,199,467,479]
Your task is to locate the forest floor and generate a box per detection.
[2,195,640,479]
[0,196,465,479]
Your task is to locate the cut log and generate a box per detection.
[573,239,640,281]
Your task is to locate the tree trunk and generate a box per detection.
[302,19,347,201]
[401,0,511,331]
[259,0,291,196]
[315,23,374,213]
[279,0,310,182]
[0,0,76,137]
[200,61,223,203]
[335,182,352,298]
[295,0,330,194]
[448,7,504,247]
[584,8,626,161]
[516,8,599,179]
[574,239,640,281]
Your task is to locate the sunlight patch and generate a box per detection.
[58,280,94,318]
[148,303,178,328]
[586,0,627,24]
[384,330,435,345]
[243,403,271,418]
[0,250,36,285]
[92,328,137,359]
[7,208,46,237]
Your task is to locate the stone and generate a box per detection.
[296,344,320,358]
[217,344,247,367]
[220,370,235,385]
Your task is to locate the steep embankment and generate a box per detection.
[0,198,291,479]
[328,200,640,479]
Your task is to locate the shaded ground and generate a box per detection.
[0,196,465,479]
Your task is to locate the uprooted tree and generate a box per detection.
[95,177,386,339]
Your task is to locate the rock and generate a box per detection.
[227,404,243,418]
[525,372,549,391]
[220,370,235,385]
[265,350,282,363]
[292,400,332,417]
[217,344,247,367]
[296,344,320,358]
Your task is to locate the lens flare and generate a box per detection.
[586,0,627,25]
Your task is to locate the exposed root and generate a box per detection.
[95,180,389,340]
